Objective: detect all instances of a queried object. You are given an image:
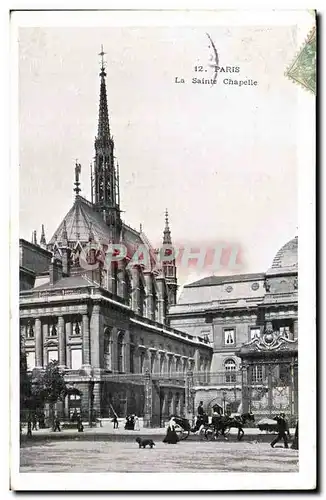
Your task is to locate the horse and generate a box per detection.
[205,412,255,441]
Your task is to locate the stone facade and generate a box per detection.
[19,54,212,426]
[168,237,298,416]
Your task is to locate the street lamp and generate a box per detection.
[88,379,94,428]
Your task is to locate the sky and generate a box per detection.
[19,25,298,286]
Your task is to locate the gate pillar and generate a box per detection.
[241,363,250,413]
[185,371,195,423]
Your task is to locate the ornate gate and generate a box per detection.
[239,332,298,426]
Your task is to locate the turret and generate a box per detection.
[162,209,177,306]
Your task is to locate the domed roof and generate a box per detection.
[269,236,298,272]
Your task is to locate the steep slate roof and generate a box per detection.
[186,272,265,288]
[30,275,94,291]
[48,195,157,267]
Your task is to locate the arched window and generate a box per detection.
[176,358,181,373]
[225,359,236,383]
[117,331,125,373]
[140,351,145,373]
[129,335,135,373]
[160,354,165,374]
[104,327,112,371]
[168,356,173,375]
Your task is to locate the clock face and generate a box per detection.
[225,285,233,293]
[251,282,259,291]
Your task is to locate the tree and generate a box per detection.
[32,360,68,429]
[20,330,32,422]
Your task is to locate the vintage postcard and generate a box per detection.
[10,9,316,491]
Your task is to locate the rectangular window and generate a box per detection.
[26,351,35,370]
[26,323,35,339]
[72,321,81,336]
[224,328,235,345]
[251,365,263,383]
[71,348,82,370]
[49,323,58,337]
[47,349,58,363]
[250,327,261,341]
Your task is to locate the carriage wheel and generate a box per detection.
[175,426,189,441]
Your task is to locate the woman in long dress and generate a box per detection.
[163,417,179,444]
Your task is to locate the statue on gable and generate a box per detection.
[293,276,298,290]
[263,278,271,292]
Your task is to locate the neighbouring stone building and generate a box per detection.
[19,52,212,427]
[168,237,298,423]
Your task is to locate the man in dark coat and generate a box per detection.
[197,401,204,417]
[291,421,298,449]
[32,413,38,431]
[27,415,32,437]
[53,416,61,432]
[271,413,290,448]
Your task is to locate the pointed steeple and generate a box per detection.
[93,46,121,242]
[161,210,177,307]
[163,209,172,245]
[40,224,47,248]
[97,45,111,141]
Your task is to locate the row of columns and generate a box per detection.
[139,349,193,375]
[28,313,91,369]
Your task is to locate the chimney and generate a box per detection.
[49,257,63,285]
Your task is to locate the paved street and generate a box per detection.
[20,439,298,473]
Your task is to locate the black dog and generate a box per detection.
[136,437,155,449]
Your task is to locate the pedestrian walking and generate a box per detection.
[270,413,290,448]
[32,413,38,431]
[163,417,179,444]
[134,415,140,431]
[77,416,84,433]
[53,416,61,432]
[112,415,119,429]
[27,415,32,437]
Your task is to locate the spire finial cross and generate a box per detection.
[99,44,106,72]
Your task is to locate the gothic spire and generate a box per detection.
[163,209,172,245]
[93,47,121,242]
[97,45,110,141]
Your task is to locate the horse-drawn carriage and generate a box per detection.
[171,413,255,441]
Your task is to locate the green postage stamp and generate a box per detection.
[286,26,316,95]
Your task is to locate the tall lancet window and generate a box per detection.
[117,331,125,373]
[104,327,112,371]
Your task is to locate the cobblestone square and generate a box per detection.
[20,439,299,473]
